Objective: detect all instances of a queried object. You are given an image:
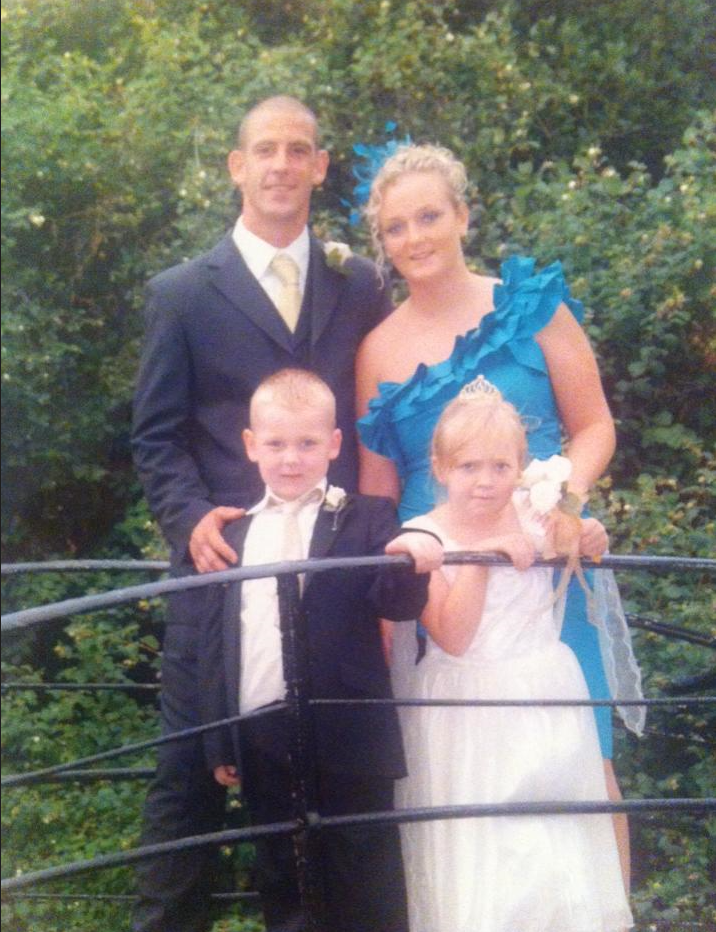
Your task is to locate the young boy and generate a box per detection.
[198,368,442,932]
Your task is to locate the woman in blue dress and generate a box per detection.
[355,143,633,892]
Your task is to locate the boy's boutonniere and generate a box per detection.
[323,485,348,529]
[324,241,353,276]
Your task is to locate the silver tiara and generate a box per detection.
[458,374,502,400]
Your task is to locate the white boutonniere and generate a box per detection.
[323,485,348,529]
[324,241,353,275]
[520,455,581,517]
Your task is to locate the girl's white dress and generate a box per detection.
[396,508,634,932]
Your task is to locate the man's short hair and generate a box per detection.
[237,95,320,149]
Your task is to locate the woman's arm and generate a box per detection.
[359,446,402,502]
[536,304,616,498]
[355,331,402,502]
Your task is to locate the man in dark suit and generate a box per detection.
[130,97,392,932]
[198,368,441,932]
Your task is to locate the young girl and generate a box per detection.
[397,380,633,932]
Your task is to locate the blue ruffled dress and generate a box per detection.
[358,255,615,756]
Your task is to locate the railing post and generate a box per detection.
[277,571,323,930]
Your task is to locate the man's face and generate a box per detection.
[228,106,329,241]
[243,402,341,501]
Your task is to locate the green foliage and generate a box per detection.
[1,615,161,931]
[2,0,714,928]
[507,0,715,176]
[2,0,714,560]
[2,0,714,556]
[594,454,716,925]
[492,110,716,485]
[1,613,261,931]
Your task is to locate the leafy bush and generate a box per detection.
[489,110,716,486]
[3,0,714,558]
[1,616,160,931]
[2,0,714,928]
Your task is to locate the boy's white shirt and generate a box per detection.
[238,478,327,715]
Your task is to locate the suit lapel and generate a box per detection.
[307,234,342,347]
[308,495,355,564]
[221,516,253,714]
[205,234,294,353]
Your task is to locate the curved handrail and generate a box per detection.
[3,552,714,634]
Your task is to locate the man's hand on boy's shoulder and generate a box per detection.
[385,531,444,575]
[189,506,246,573]
[213,764,241,789]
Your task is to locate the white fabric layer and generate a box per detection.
[394,513,633,932]
[514,484,645,737]
[593,567,646,736]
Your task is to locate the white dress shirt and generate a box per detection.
[232,217,310,310]
[238,479,326,715]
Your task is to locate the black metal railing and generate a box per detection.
[2,552,715,929]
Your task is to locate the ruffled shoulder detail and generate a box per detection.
[494,255,583,326]
[357,256,582,458]
[357,351,464,463]
[468,255,583,377]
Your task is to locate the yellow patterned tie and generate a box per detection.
[270,253,302,332]
[269,489,322,594]
[280,499,304,566]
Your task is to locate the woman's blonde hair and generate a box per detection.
[365,143,469,274]
[431,385,527,474]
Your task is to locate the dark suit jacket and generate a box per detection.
[131,231,391,561]
[198,494,428,781]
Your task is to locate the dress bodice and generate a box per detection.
[357,256,583,521]
[405,507,559,666]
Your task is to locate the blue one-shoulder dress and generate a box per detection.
[358,255,615,757]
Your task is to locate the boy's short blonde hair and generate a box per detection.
[250,368,336,426]
[431,387,527,472]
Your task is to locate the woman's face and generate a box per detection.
[378,170,468,284]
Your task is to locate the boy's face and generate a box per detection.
[243,402,342,501]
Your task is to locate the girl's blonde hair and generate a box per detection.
[365,143,469,274]
[431,385,527,473]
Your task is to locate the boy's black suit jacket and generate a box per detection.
[199,494,428,781]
